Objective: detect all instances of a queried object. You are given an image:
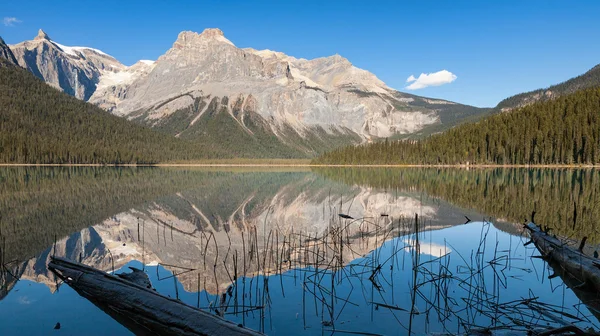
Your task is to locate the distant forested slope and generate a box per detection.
[315,88,600,165]
[496,63,600,111]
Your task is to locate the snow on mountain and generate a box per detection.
[9,29,125,100]
[8,28,488,156]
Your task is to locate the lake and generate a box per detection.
[0,167,599,335]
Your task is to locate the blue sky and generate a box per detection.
[1,0,599,107]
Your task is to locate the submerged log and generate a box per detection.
[526,223,600,292]
[48,257,262,336]
[525,223,600,334]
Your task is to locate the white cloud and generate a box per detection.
[3,17,22,27]
[405,70,457,90]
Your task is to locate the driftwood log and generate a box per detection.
[525,223,600,293]
[48,257,263,336]
[524,223,600,335]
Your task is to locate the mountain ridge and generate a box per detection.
[496,63,600,111]
[7,28,490,158]
[9,29,125,100]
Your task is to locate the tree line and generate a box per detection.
[314,88,600,165]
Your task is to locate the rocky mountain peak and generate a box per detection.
[34,29,51,41]
[322,53,351,66]
[200,28,225,38]
[331,53,349,62]
[173,28,234,49]
[8,27,484,143]
[10,30,125,100]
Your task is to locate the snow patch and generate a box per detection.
[52,42,79,56]
[52,41,111,58]
[96,71,135,89]
[77,46,109,56]
[247,48,290,60]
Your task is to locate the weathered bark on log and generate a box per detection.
[525,223,600,335]
[526,223,600,293]
[48,257,262,336]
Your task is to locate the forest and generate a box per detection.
[314,88,600,165]
[0,60,201,164]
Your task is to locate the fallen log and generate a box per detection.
[523,223,600,335]
[48,257,262,336]
[525,222,600,293]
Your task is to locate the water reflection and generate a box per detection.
[0,167,599,335]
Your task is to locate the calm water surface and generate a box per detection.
[0,167,599,335]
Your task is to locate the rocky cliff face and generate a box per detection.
[0,36,18,65]
[8,28,489,156]
[9,29,124,100]
[90,28,439,141]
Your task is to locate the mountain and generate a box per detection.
[496,63,600,111]
[9,29,125,100]
[315,87,600,165]
[9,29,490,158]
[388,91,493,139]
[0,56,201,164]
[90,29,430,138]
[90,29,489,148]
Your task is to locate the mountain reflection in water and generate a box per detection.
[1,167,600,335]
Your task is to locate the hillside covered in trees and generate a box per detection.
[0,60,205,164]
[314,87,600,165]
[496,63,600,111]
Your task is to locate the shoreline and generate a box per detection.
[0,163,598,168]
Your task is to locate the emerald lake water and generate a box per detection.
[0,167,599,335]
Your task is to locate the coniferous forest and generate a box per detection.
[0,60,201,164]
[314,88,600,165]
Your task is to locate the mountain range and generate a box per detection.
[5,29,490,158]
[2,28,600,161]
